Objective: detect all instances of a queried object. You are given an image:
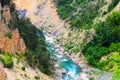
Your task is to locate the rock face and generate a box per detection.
[0,22,26,54]
[13,0,43,24]
[13,0,67,30]
[2,5,11,23]
[0,62,7,80]
[0,3,26,54]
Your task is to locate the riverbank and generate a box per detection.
[44,30,90,80]
[44,30,113,80]
[53,38,113,80]
[53,41,90,80]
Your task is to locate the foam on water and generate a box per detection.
[54,54,63,58]
[44,32,80,80]
[44,35,54,43]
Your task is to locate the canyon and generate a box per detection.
[0,0,120,80]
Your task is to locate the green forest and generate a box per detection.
[55,0,105,29]
[55,0,120,79]
[9,10,53,75]
[83,12,120,79]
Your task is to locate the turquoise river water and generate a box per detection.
[47,40,80,80]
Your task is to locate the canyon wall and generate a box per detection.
[0,62,7,80]
[13,0,69,36]
[0,2,26,54]
[0,25,26,54]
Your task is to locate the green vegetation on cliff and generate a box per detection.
[55,0,120,79]
[1,0,15,12]
[108,0,120,12]
[83,12,120,79]
[55,0,105,29]
[1,0,53,75]
[9,15,53,75]
[0,52,13,68]
[1,0,12,6]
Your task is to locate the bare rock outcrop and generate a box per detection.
[13,0,67,32]
[0,2,26,54]
[2,5,11,23]
[0,62,7,80]
[0,22,26,54]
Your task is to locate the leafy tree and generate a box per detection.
[109,42,120,52]
[8,4,53,75]
[16,19,53,75]
[83,12,120,69]
[1,0,12,7]
[108,0,120,12]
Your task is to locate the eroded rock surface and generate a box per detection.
[0,62,7,80]
[0,23,26,54]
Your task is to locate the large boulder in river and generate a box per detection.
[61,68,66,74]
[0,62,7,80]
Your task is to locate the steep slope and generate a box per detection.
[0,62,7,80]
[0,22,26,54]
[13,0,68,35]
[4,57,53,80]
[13,0,120,80]
[0,1,54,80]
[0,3,26,54]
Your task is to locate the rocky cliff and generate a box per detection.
[0,62,7,80]
[0,24,26,54]
[13,0,68,34]
[0,2,26,54]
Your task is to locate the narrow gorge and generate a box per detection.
[0,0,120,80]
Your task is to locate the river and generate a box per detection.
[44,32,80,80]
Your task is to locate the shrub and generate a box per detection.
[34,76,40,80]
[89,77,94,80]
[0,54,14,68]
[22,66,26,71]
[4,33,12,39]
[15,79,20,80]
[1,0,12,6]
[72,47,79,53]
